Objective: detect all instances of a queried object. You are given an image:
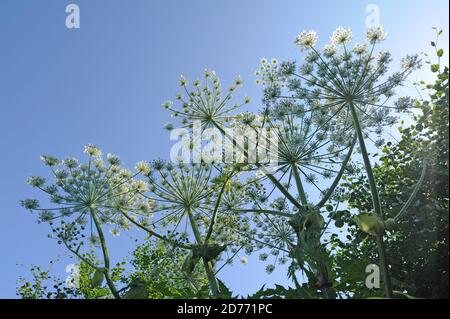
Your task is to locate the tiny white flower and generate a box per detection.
[240,256,248,265]
[110,229,120,237]
[179,75,188,86]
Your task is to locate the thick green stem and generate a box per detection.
[186,208,203,244]
[348,102,382,216]
[292,164,308,205]
[376,235,393,298]
[186,207,220,297]
[348,101,392,298]
[317,261,336,299]
[90,209,121,299]
[203,259,221,297]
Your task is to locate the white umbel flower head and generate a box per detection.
[401,54,422,71]
[353,43,367,55]
[294,30,318,51]
[323,44,338,57]
[84,144,102,157]
[366,25,387,43]
[331,27,353,46]
[135,161,151,175]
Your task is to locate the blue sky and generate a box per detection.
[0,0,448,298]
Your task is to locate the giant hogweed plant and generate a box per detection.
[163,26,424,298]
[163,68,350,298]
[250,26,424,298]
[23,26,426,299]
[21,146,155,298]
[23,146,256,298]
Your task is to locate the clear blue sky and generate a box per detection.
[0,0,448,298]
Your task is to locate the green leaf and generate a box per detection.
[217,280,234,298]
[355,213,385,236]
[335,220,344,228]
[91,269,104,288]
[437,48,443,57]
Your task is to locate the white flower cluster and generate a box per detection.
[366,25,388,43]
[84,144,102,157]
[162,70,248,128]
[135,161,151,175]
[294,30,318,51]
[323,44,338,57]
[353,43,367,55]
[330,26,353,46]
[255,58,288,87]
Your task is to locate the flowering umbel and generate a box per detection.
[258,25,421,143]
[162,70,250,131]
[22,146,154,258]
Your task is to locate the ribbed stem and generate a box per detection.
[348,101,392,298]
[348,102,382,216]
